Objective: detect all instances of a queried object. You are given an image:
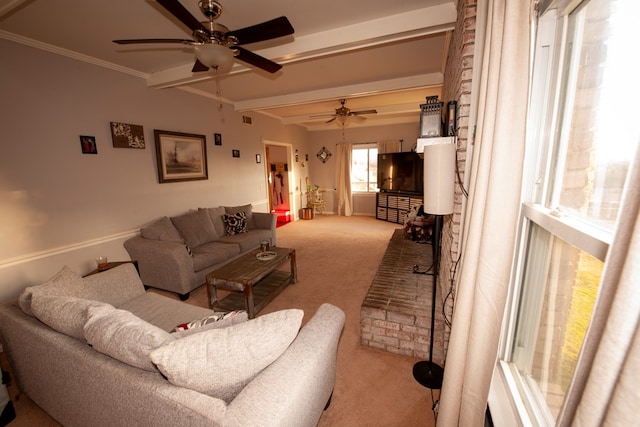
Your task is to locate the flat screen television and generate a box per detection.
[377,151,424,194]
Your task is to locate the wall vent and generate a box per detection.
[242,115,253,125]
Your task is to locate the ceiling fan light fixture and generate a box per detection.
[336,115,350,126]
[194,44,234,69]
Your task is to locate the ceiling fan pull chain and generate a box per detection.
[214,67,225,121]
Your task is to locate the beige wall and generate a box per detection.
[0,39,420,302]
[0,39,308,302]
[306,122,423,214]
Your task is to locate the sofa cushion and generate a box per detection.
[84,305,173,372]
[223,211,248,236]
[18,264,145,317]
[150,309,303,402]
[82,263,146,307]
[118,292,213,332]
[30,295,113,340]
[218,228,272,252]
[203,207,226,237]
[19,265,93,316]
[191,241,241,271]
[224,204,256,229]
[140,216,183,243]
[171,210,218,249]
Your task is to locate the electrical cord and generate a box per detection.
[413,263,434,275]
[455,141,469,199]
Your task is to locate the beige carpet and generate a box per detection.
[3,215,438,426]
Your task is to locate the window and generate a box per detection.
[351,145,378,192]
[494,0,640,424]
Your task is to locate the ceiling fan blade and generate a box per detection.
[192,59,210,72]
[310,114,337,119]
[351,109,378,115]
[325,117,337,124]
[113,38,195,45]
[228,16,294,45]
[234,46,282,73]
[156,0,208,33]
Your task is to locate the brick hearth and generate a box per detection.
[361,229,445,364]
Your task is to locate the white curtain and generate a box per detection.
[556,145,640,426]
[437,0,531,425]
[335,143,353,216]
[377,139,401,154]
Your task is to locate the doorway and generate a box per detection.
[263,141,296,223]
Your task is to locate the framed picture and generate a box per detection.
[256,154,261,163]
[80,135,97,154]
[214,133,222,146]
[232,149,240,158]
[154,130,208,183]
[110,122,145,148]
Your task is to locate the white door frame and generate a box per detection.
[262,139,297,219]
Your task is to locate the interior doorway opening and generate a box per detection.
[263,141,296,225]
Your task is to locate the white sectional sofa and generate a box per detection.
[0,264,345,426]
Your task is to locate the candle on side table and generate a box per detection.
[96,256,108,271]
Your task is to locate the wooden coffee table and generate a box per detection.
[205,247,297,318]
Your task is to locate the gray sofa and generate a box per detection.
[124,204,276,300]
[0,263,345,427]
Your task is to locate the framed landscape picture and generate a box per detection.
[154,130,208,183]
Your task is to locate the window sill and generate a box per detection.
[488,361,530,427]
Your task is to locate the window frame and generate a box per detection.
[488,0,625,423]
[350,143,378,193]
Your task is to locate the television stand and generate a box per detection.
[375,192,423,224]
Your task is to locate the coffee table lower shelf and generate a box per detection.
[211,270,293,315]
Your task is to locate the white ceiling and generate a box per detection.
[0,0,456,130]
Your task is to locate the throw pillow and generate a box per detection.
[19,265,93,316]
[223,211,248,236]
[140,216,183,243]
[84,305,173,372]
[30,295,113,340]
[172,310,245,332]
[224,204,256,229]
[151,309,303,402]
[171,210,218,249]
[171,311,249,339]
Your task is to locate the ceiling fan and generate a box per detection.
[312,99,378,125]
[113,0,294,73]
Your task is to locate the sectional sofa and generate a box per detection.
[0,263,346,426]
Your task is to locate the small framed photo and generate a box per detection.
[256,154,262,163]
[214,133,222,146]
[110,122,145,148]
[154,130,208,183]
[232,149,240,158]
[80,135,97,154]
